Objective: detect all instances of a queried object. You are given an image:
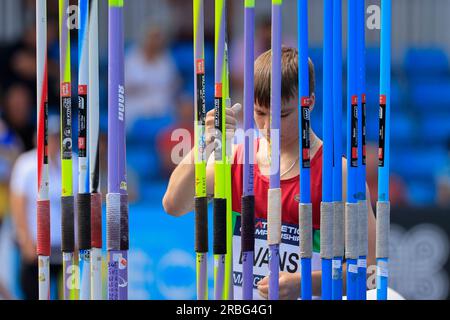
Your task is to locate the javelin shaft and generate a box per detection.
[107,0,128,300]
[298,0,312,301]
[377,0,391,301]
[78,0,91,300]
[89,0,102,300]
[242,0,255,301]
[321,0,334,301]
[332,0,344,301]
[268,0,282,301]
[36,0,51,301]
[59,0,76,300]
[193,0,208,301]
[356,0,368,301]
[213,0,226,300]
[346,0,359,301]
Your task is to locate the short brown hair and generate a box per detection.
[254,47,315,108]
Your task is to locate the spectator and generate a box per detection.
[436,139,450,208]
[0,119,23,226]
[125,24,181,127]
[1,83,35,151]
[10,115,77,300]
[156,92,194,178]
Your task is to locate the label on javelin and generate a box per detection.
[301,97,311,169]
[378,95,387,167]
[196,59,206,162]
[362,94,367,166]
[351,95,359,167]
[214,83,223,162]
[377,260,389,278]
[78,85,87,158]
[61,82,72,160]
[232,213,321,300]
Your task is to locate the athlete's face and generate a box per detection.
[254,93,316,148]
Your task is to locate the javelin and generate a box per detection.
[107,0,129,300]
[346,0,359,301]
[77,0,91,300]
[213,0,227,300]
[224,9,234,301]
[321,0,334,301]
[59,0,76,301]
[356,0,368,301]
[297,0,312,301]
[193,0,208,301]
[268,0,282,301]
[377,0,391,301]
[242,0,255,301]
[36,0,51,301]
[88,0,103,300]
[332,0,344,301]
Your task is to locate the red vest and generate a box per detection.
[231,140,323,230]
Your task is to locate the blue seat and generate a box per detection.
[128,116,174,145]
[409,80,450,113]
[404,48,450,79]
[127,146,160,181]
[391,147,447,180]
[406,178,436,206]
[421,113,450,143]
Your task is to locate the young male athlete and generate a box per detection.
[163,47,376,300]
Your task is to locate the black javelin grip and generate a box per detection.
[195,197,208,253]
[61,196,75,252]
[213,198,227,255]
[120,194,129,251]
[241,195,255,253]
[77,193,91,250]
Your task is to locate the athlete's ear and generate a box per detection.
[309,93,316,112]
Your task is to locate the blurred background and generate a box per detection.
[0,0,449,300]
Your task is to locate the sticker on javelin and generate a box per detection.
[196,59,206,162]
[378,95,387,167]
[214,83,223,161]
[78,85,87,158]
[232,213,321,300]
[61,82,72,160]
[377,260,389,278]
[351,95,359,167]
[301,97,311,169]
[362,94,367,166]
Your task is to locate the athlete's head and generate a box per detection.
[253,47,316,147]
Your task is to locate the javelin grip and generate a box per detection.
[61,196,75,253]
[195,197,208,253]
[213,198,227,255]
[333,202,345,258]
[120,194,129,251]
[91,193,102,248]
[37,200,51,256]
[241,195,255,253]
[376,201,390,259]
[106,193,120,251]
[77,193,91,250]
[321,202,334,259]
[268,189,282,245]
[299,203,313,258]
[345,202,358,260]
[358,200,369,257]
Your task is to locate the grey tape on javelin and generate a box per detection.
[333,202,345,257]
[358,200,369,256]
[345,202,359,260]
[320,202,334,259]
[267,188,282,245]
[299,203,313,258]
[106,193,121,251]
[376,201,390,259]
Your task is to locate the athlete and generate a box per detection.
[163,47,377,300]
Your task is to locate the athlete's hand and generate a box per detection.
[205,103,242,147]
[257,272,301,300]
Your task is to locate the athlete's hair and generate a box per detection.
[254,47,315,109]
